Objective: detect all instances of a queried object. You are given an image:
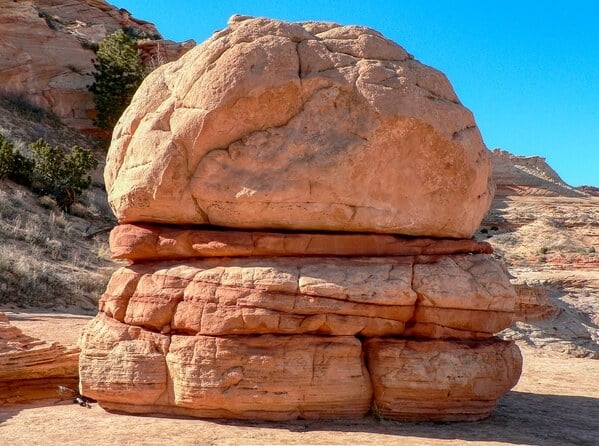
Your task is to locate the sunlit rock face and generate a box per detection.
[105,15,493,239]
[81,16,520,422]
[0,0,193,134]
[0,313,78,404]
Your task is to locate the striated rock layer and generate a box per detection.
[105,15,493,238]
[110,224,493,261]
[79,314,372,420]
[98,250,515,339]
[1,313,78,404]
[79,227,521,421]
[366,338,522,421]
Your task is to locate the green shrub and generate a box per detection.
[29,139,98,203]
[88,29,148,130]
[0,134,14,179]
[0,134,34,186]
[0,135,97,208]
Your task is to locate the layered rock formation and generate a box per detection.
[80,16,522,421]
[0,0,194,134]
[0,313,78,404]
[479,150,599,358]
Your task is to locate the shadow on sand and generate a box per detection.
[206,390,599,446]
[1,391,597,445]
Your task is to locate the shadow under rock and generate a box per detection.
[206,391,599,446]
[0,399,76,425]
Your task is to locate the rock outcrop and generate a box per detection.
[478,149,599,358]
[0,0,194,134]
[80,16,522,422]
[0,313,78,404]
[489,149,585,198]
[105,15,493,238]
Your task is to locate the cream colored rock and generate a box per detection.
[78,314,372,420]
[365,337,522,421]
[0,313,78,404]
[106,16,493,237]
[97,253,514,338]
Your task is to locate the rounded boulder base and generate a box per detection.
[79,314,372,421]
[365,337,523,421]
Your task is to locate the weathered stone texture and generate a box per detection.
[1,313,78,404]
[105,16,493,238]
[109,224,493,261]
[365,338,523,421]
[97,254,514,338]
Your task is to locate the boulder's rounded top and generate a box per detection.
[105,17,494,238]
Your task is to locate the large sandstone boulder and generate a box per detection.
[106,15,493,238]
[81,16,521,422]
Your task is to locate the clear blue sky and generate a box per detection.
[113,0,598,186]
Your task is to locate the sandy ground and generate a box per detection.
[1,311,598,446]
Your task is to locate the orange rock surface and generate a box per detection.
[0,0,193,133]
[97,253,514,338]
[0,313,78,404]
[80,15,522,422]
[105,16,493,238]
[365,338,522,421]
[79,314,371,420]
[109,224,493,261]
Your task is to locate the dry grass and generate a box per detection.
[0,181,114,311]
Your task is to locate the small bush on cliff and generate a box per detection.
[0,134,98,208]
[0,134,34,186]
[89,29,147,130]
[29,139,98,206]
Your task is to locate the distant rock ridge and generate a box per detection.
[0,0,195,135]
[490,148,587,197]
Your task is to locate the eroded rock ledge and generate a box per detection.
[0,313,78,404]
[110,224,493,261]
[79,226,522,421]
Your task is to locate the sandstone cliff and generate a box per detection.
[0,0,194,135]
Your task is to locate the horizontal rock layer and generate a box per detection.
[106,16,493,238]
[366,337,522,421]
[79,314,372,420]
[79,314,521,421]
[513,283,559,322]
[98,254,515,339]
[110,224,493,261]
[0,313,79,404]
